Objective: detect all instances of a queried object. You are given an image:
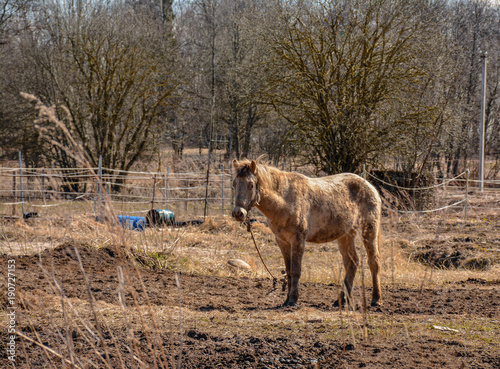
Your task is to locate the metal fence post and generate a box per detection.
[479,52,487,192]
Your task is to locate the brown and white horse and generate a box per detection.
[232,159,382,307]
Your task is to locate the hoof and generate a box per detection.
[282,300,297,307]
[333,296,349,308]
[370,300,382,310]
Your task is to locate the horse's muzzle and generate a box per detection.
[232,206,247,222]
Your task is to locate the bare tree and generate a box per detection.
[3,0,500,180]
[441,0,500,177]
[217,0,270,159]
[264,0,447,174]
[0,0,31,45]
[175,0,273,160]
[16,0,179,178]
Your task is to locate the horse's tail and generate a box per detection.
[363,178,383,251]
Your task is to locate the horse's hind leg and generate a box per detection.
[336,231,358,307]
[362,221,382,307]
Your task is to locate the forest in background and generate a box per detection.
[1,0,499,178]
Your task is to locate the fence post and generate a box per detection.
[204,167,210,218]
[221,164,225,216]
[98,155,103,220]
[231,165,234,211]
[464,169,469,220]
[41,170,46,203]
[165,166,170,210]
[11,167,16,216]
[185,177,189,213]
[151,174,157,210]
[18,151,25,217]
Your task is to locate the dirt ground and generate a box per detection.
[1,237,499,369]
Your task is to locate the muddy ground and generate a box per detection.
[1,241,499,369]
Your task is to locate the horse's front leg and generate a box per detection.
[277,235,305,306]
[276,237,292,305]
[288,235,305,306]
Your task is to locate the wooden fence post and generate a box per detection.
[221,164,225,215]
[98,155,103,220]
[18,151,25,217]
[151,174,157,210]
[165,166,170,210]
[464,169,469,220]
[11,169,16,216]
[185,177,189,213]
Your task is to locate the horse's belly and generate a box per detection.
[306,229,345,243]
[305,210,355,243]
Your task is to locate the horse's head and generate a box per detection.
[232,159,260,222]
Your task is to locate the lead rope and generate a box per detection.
[243,217,287,293]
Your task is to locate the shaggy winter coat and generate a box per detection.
[232,159,382,307]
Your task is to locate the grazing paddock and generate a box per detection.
[0,160,499,368]
[1,202,499,368]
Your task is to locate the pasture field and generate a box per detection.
[0,203,499,368]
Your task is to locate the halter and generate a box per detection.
[235,175,260,212]
[246,180,260,210]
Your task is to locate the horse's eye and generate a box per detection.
[248,183,254,189]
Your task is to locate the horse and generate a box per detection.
[231,159,382,307]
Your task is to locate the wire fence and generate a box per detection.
[1,161,499,221]
[365,169,500,218]
[0,163,233,220]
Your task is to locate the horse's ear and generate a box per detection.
[250,160,257,174]
[232,159,238,168]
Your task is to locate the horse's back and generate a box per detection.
[305,173,381,242]
[309,173,379,205]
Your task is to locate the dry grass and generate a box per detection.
[1,208,499,285]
